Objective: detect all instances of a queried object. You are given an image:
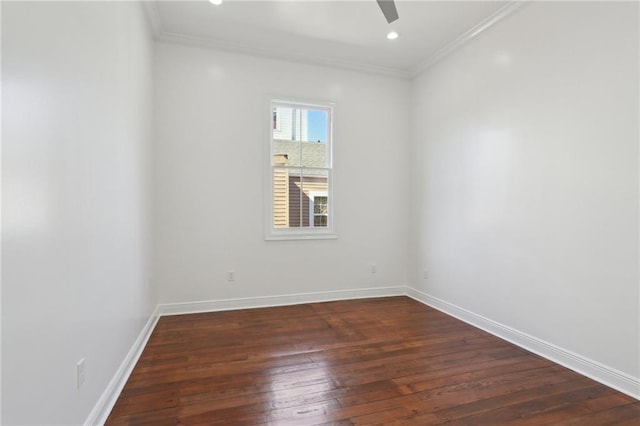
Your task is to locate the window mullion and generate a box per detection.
[300,169,304,227]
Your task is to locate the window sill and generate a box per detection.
[265,232,338,241]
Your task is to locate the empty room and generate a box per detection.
[2,0,639,424]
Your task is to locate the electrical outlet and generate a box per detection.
[227,270,235,282]
[77,358,85,389]
[370,264,377,274]
[423,269,428,279]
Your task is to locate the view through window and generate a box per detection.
[269,101,333,237]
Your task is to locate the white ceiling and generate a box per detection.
[147,1,524,78]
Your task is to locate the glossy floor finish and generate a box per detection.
[106,297,640,425]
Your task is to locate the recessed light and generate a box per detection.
[209,0,222,5]
[387,31,399,40]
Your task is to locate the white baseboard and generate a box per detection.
[406,286,640,400]
[84,305,161,426]
[157,285,407,316]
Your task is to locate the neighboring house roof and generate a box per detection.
[273,139,327,177]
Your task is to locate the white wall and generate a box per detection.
[154,43,410,303]
[411,1,639,381]
[2,2,155,424]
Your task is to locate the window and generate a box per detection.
[266,100,335,240]
[309,192,328,227]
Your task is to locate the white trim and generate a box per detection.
[157,286,406,316]
[409,1,530,78]
[84,306,161,426]
[405,287,640,400]
[265,232,338,241]
[144,1,526,81]
[156,32,410,80]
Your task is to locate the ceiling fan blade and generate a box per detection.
[376,0,399,24]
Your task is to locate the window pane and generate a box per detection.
[314,196,328,215]
[306,110,328,143]
[301,139,328,168]
[304,169,329,228]
[272,140,300,167]
[272,166,291,228]
[288,170,305,228]
[273,166,329,229]
[272,105,329,168]
[314,216,328,227]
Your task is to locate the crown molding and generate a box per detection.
[143,0,528,81]
[155,30,411,79]
[142,0,409,79]
[409,1,530,78]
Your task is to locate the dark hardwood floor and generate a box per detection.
[106,296,640,425]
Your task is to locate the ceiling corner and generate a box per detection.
[409,1,531,79]
[142,0,163,37]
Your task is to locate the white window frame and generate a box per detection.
[265,98,336,241]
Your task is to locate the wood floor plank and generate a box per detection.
[105,296,640,425]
